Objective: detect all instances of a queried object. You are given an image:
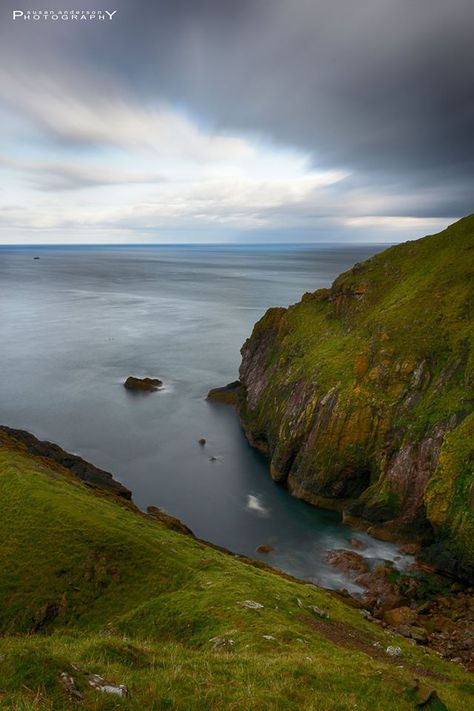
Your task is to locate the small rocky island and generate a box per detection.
[123,376,163,392]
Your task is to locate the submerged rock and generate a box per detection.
[124,376,162,392]
[326,549,369,576]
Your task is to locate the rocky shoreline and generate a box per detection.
[207,384,474,669]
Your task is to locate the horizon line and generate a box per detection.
[0,241,399,248]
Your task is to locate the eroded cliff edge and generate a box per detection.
[220,216,474,578]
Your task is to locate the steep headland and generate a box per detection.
[0,425,472,709]
[215,216,474,579]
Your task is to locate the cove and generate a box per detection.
[0,242,412,591]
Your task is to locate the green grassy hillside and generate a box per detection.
[237,216,474,575]
[0,429,472,709]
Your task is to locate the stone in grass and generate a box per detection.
[385,645,402,657]
[124,376,163,392]
[239,600,264,610]
[309,605,329,619]
[210,636,235,652]
[88,674,129,697]
[59,672,83,702]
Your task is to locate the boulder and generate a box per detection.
[356,562,405,615]
[124,376,162,392]
[383,606,417,627]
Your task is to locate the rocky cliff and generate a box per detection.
[235,216,474,577]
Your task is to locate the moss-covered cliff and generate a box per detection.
[236,216,474,577]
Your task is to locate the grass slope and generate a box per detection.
[0,430,473,709]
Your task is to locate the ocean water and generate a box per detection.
[0,243,411,590]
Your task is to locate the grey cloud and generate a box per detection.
[30,166,164,192]
[0,156,163,190]
[1,0,473,223]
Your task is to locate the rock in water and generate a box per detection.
[326,549,369,576]
[124,376,163,392]
[256,543,274,554]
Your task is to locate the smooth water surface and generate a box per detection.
[0,244,410,590]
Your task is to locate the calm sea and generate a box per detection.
[0,243,410,590]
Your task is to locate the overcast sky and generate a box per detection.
[0,0,473,244]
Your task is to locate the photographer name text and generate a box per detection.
[13,9,117,21]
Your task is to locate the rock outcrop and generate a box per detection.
[0,425,132,499]
[230,216,474,578]
[207,380,242,405]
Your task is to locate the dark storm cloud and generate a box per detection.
[1,0,473,220]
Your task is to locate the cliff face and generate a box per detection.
[238,216,474,576]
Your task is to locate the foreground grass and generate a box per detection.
[0,431,472,709]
